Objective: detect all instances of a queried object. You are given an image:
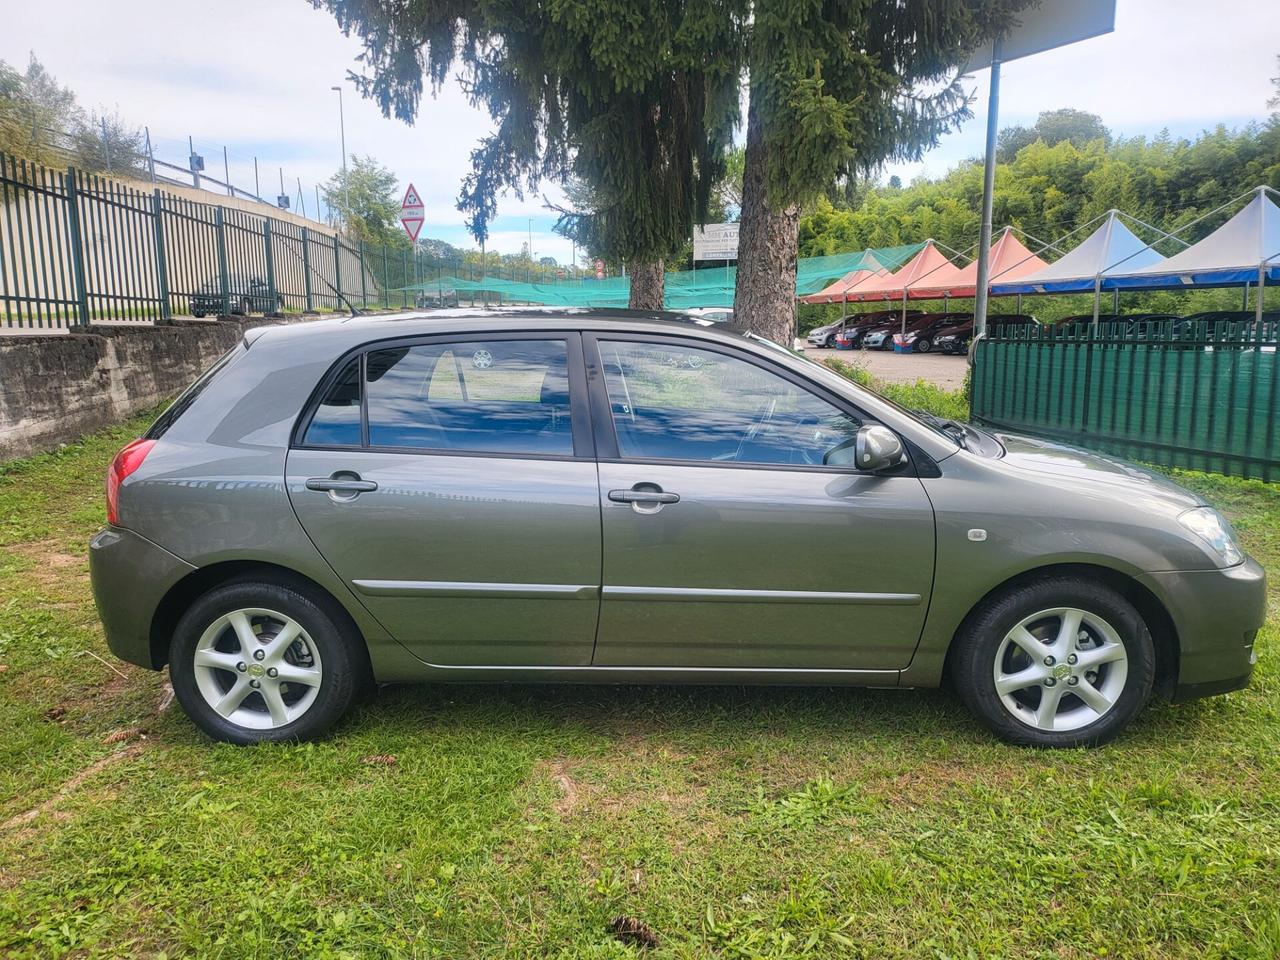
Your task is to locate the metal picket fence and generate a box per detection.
[971,320,1280,482]
[0,150,398,330]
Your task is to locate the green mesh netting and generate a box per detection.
[398,242,924,309]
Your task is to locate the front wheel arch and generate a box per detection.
[942,562,1180,699]
[149,561,373,690]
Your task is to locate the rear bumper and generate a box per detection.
[89,525,196,669]
[1140,556,1266,701]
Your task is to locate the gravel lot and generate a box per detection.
[800,344,969,389]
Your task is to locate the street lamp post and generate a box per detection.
[331,85,349,232]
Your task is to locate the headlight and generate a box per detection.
[1178,507,1243,566]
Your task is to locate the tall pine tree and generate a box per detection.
[734,0,1032,342]
[314,0,744,308]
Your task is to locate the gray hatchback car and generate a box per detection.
[90,309,1265,747]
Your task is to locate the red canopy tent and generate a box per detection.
[907,228,1047,299]
[797,268,879,305]
[845,241,956,302]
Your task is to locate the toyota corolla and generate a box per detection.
[89,309,1264,747]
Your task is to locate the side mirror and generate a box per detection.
[856,425,905,471]
[825,424,905,471]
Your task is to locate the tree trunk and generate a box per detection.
[733,90,799,345]
[628,260,665,310]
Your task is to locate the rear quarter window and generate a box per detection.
[303,358,362,446]
[145,344,242,440]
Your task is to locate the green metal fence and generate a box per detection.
[971,320,1280,482]
[0,150,398,329]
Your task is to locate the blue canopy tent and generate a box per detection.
[991,210,1167,296]
[1103,188,1280,323]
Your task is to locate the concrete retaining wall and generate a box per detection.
[0,316,315,462]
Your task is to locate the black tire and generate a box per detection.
[950,576,1155,748]
[169,580,364,745]
[823,334,835,348]
[916,338,932,353]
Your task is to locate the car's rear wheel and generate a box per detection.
[169,580,362,744]
[951,576,1155,747]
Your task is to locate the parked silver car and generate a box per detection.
[90,309,1264,747]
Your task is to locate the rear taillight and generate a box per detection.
[106,439,155,526]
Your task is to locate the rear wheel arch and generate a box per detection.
[943,562,1179,698]
[149,561,372,687]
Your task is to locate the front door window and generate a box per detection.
[597,340,860,466]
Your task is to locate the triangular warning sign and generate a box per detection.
[402,184,422,209]
[401,217,424,242]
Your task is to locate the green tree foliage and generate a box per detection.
[314,0,743,296]
[798,121,1280,262]
[69,111,145,177]
[0,54,84,166]
[997,108,1111,161]
[321,155,410,248]
[0,54,145,175]
[733,0,1033,341]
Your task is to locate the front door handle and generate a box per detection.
[306,473,378,501]
[608,484,680,514]
[608,489,680,504]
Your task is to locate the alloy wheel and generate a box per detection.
[992,607,1128,732]
[191,608,323,730]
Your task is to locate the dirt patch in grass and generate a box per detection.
[2,743,145,833]
[6,539,87,586]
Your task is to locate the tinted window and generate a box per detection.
[303,357,362,446]
[365,339,573,455]
[598,340,860,466]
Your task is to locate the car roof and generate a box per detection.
[245,306,758,352]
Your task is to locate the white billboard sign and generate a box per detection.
[965,0,1115,72]
[693,222,740,261]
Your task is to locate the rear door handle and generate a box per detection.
[608,489,680,504]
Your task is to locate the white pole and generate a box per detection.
[973,38,1002,341]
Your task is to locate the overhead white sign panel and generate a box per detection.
[693,222,740,261]
[965,0,1116,72]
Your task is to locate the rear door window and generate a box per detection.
[364,339,574,456]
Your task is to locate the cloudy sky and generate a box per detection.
[4,1,1275,264]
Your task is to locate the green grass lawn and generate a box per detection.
[1,405,1278,959]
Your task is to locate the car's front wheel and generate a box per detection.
[916,338,932,353]
[950,576,1155,747]
[169,580,363,744]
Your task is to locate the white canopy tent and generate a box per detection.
[1104,187,1280,323]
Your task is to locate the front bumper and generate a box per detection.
[1140,555,1266,701]
[89,525,196,669]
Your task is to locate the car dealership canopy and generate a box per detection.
[991,211,1168,296]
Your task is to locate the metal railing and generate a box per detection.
[0,151,400,330]
[971,320,1280,482]
[0,150,580,331]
